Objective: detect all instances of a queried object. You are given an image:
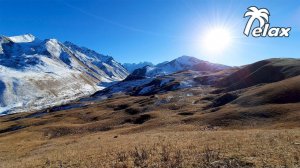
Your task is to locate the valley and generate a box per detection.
[0,57,300,167]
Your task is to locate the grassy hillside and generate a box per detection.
[216,58,300,91]
[0,58,299,168]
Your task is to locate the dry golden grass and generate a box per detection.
[0,128,299,168]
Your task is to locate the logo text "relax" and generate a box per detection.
[243,6,291,37]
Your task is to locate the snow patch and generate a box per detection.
[8,34,36,43]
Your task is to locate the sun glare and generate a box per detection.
[202,27,232,54]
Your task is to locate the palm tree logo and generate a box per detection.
[244,6,270,36]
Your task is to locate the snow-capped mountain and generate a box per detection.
[64,41,128,81]
[0,34,128,114]
[123,62,154,73]
[127,56,230,78]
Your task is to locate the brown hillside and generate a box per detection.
[216,58,300,91]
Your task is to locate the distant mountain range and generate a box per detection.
[126,56,230,80]
[6,34,288,115]
[123,62,153,73]
[0,34,128,114]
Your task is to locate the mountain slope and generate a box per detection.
[64,41,128,81]
[0,34,128,114]
[233,75,300,106]
[216,58,300,91]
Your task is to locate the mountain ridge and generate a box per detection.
[126,55,231,79]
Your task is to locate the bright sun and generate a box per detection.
[202,27,232,54]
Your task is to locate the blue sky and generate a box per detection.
[0,0,299,66]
